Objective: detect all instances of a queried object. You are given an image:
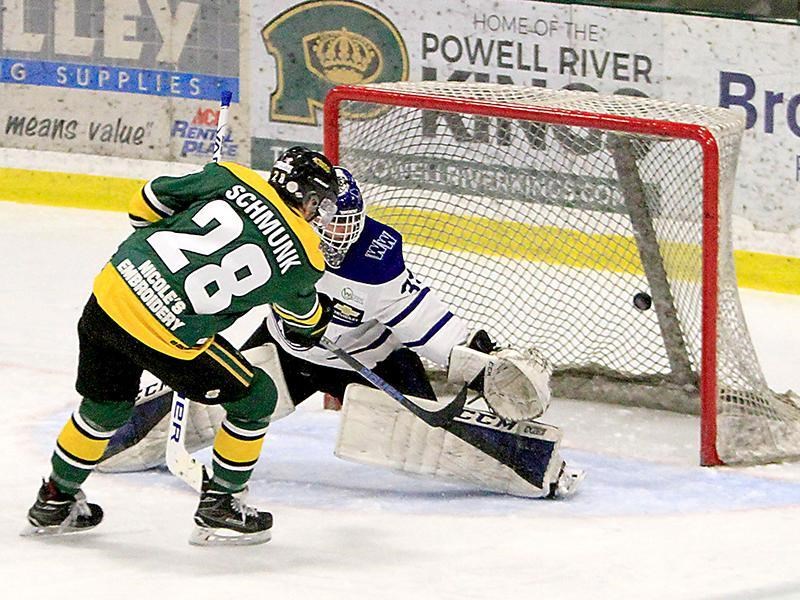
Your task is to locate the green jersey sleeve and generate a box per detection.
[128,163,224,228]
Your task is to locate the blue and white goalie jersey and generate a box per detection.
[265,217,468,370]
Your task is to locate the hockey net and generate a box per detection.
[323,81,800,466]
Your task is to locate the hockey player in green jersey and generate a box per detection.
[23,147,339,546]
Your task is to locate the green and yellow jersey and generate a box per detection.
[93,161,325,359]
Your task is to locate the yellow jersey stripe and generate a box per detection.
[272,301,322,327]
[209,341,254,380]
[206,346,250,386]
[128,188,162,224]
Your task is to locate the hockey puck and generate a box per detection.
[633,292,652,311]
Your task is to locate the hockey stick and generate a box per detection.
[212,89,232,163]
[165,393,205,492]
[165,90,232,492]
[318,337,468,427]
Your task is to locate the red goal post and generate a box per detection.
[323,82,800,466]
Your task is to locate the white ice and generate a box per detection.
[2,201,800,600]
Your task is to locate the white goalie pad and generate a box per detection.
[98,344,294,473]
[335,384,566,498]
[448,345,553,422]
[447,345,492,384]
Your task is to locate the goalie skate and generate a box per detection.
[189,486,272,547]
[547,463,585,499]
[21,479,103,537]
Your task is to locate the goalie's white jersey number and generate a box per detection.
[146,200,271,314]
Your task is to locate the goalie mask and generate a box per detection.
[269,146,338,224]
[313,167,366,268]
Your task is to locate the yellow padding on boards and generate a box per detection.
[1,169,797,296]
[371,207,800,296]
[734,251,800,296]
[0,168,144,212]
[57,419,109,462]
[213,427,265,465]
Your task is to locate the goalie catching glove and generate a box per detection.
[448,330,553,422]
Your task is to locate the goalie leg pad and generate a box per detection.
[335,384,567,498]
[97,391,173,472]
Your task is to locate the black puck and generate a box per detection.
[633,292,652,311]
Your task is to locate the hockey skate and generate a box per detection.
[547,463,585,499]
[190,484,272,546]
[21,479,103,537]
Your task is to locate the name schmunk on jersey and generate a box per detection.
[224,184,302,274]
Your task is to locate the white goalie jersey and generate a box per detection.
[268,216,468,370]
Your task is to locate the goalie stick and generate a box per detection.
[322,337,569,493]
[165,89,231,492]
[318,336,469,427]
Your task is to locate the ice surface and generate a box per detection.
[2,202,800,599]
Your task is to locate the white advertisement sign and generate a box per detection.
[248,0,800,238]
[0,0,244,162]
[664,19,800,235]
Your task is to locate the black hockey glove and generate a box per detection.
[467,329,497,354]
[281,293,334,350]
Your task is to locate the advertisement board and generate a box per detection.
[0,0,245,162]
[248,0,799,239]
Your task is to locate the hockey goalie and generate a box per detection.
[99,168,583,499]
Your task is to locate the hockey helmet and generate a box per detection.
[269,146,338,223]
[314,167,366,268]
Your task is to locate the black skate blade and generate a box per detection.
[189,526,271,547]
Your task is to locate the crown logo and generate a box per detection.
[304,28,382,85]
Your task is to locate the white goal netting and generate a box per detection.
[326,82,800,465]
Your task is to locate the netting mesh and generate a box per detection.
[329,82,800,464]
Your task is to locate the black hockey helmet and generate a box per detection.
[269,146,339,223]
